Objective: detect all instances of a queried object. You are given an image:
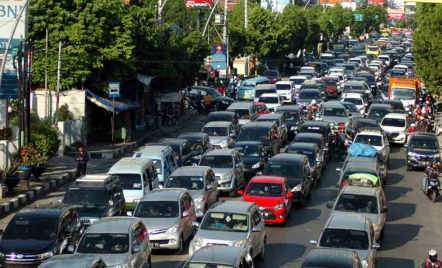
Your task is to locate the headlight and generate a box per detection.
[111,262,129,268]
[195,194,205,203]
[290,126,297,131]
[374,224,381,232]
[292,184,302,192]
[361,259,370,267]
[133,199,141,203]
[433,154,440,158]
[194,235,203,246]
[399,131,405,135]
[274,201,284,210]
[223,173,233,180]
[252,162,261,169]
[167,224,179,233]
[234,239,248,248]
[36,250,55,260]
[222,100,229,104]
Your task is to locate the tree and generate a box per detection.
[243,6,277,58]
[274,5,308,57]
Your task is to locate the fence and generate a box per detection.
[58,118,83,155]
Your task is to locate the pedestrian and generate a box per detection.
[204,93,212,115]
[216,83,224,95]
[195,91,203,113]
[76,145,89,177]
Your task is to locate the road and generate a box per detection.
[0,109,439,268]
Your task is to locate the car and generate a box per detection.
[341,101,364,118]
[255,102,270,117]
[342,63,357,77]
[406,132,441,171]
[300,80,320,91]
[355,73,377,95]
[189,201,267,260]
[342,93,366,114]
[0,205,83,267]
[343,81,373,104]
[289,76,308,91]
[286,142,323,186]
[310,214,379,268]
[199,149,245,197]
[165,166,219,219]
[299,68,316,78]
[336,160,383,192]
[234,141,269,178]
[227,102,258,126]
[354,130,390,163]
[62,175,126,227]
[321,76,340,98]
[292,132,327,162]
[381,99,405,114]
[236,122,280,157]
[130,188,196,253]
[73,217,151,268]
[184,246,254,268]
[133,145,177,183]
[380,113,408,144]
[275,105,303,141]
[366,104,394,123]
[189,86,235,111]
[327,186,388,241]
[256,113,288,147]
[240,176,293,225]
[155,138,192,167]
[262,70,281,84]
[37,255,108,268]
[313,78,327,97]
[254,84,278,103]
[297,89,325,108]
[298,121,334,161]
[202,121,236,149]
[177,132,213,164]
[346,118,381,139]
[203,111,239,134]
[343,154,387,184]
[258,93,283,113]
[263,154,313,206]
[348,58,363,68]
[301,248,363,268]
[320,102,351,126]
[381,84,389,99]
[275,81,295,103]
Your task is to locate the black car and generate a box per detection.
[366,104,394,123]
[202,111,239,133]
[406,132,440,171]
[262,70,281,84]
[298,121,334,161]
[297,89,326,108]
[234,141,268,178]
[156,138,192,167]
[291,133,327,164]
[0,205,83,267]
[302,248,362,268]
[178,132,212,163]
[356,72,377,95]
[346,118,381,139]
[286,142,323,186]
[382,99,405,114]
[275,105,303,141]
[236,122,280,156]
[189,86,235,111]
[308,62,325,76]
[263,154,313,206]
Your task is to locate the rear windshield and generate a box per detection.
[381,118,405,127]
[319,228,369,250]
[299,91,321,99]
[290,78,306,85]
[276,84,291,90]
[355,135,382,147]
[344,98,363,105]
[263,70,278,76]
[255,89,276,98]
[299,125,326,136]
[259,96,279,104]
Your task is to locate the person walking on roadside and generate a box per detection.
[204,93,212,115]
[76,145,89,177]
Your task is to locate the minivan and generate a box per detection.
[227,102,258,126]
[253,84,277,102]
[238,77,271,100]
[133,145,177,183]
[108,157,160,211]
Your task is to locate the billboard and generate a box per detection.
[369,0,384,7]
[387,0,405,20]
[211,45,226,71]
[185,0,213,9]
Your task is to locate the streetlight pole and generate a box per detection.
[223,0,229,78]
[81,76,86,90]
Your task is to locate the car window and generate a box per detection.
[133,222,147,245]
[252,210,261,226]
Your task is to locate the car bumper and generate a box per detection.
[149,232,181,250]
[218,178,234,192]
[407,157,434,167]
[1,260,43,268]
[259,208,287,223]
[387,133,406,144]
[291,190,303,202]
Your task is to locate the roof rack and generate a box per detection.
[76,175,118,184]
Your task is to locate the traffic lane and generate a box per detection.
[377,146,440,268]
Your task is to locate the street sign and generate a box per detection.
[211,45,226,71]
[108,82,121,98]
[354,14,363,21]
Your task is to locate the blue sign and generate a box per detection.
[108,82,121,98]
[211,45,226,71]
[354,14,363,22]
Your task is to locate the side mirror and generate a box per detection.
[381,207,389,213]
[182,210,189,218]
[67,245,75,253]
[109,200,114,207]
[126,211,133,217]
[133,245,142,254]
[192,221,200,228]
[287,192,293,199]
[326,203,334,209]
[403,144,408,148]
[252,226,261,232]
[336,167,342,172]
[348,113,352,117]
[372,243,380,249]
[309,239,318,245]
[237,190,244,195]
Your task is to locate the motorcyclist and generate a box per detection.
[423,164,440,192]
[407,123,419,134]
[420,249,442,268]
[308,100,319,119]
[417,117,428,132]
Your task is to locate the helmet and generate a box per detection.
[420,117,425,121]
[311,100,316,105]
[416,104,421,108]
[429,249,438,257]
[426,101,430,105]
[410,123,415,127]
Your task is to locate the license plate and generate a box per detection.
[152,243,160,248]
[421,162,429,165]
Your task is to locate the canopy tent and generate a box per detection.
[86,90,138,114]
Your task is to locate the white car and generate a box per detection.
[329,73,345,92]
[348,58,362,68]
[258,93,283,113]
[354,130,390,163]
[275,81,295,103]
[289,76,308,91]
[342,93,365,114]
[378,55,391,67]
[393,64,409,76]
[380,113,408,144]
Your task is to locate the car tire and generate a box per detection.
[176,236,183,255]
[257,237,266,260]
[230,180,237,198]
[406,165,412,171]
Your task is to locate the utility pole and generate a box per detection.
[23,40,29,146]
[197,9,202,31]
[44,29,48,118]
[245,0,249,76]
[54,41,62,126]
[17,38,24,150]
[223,0,229,78]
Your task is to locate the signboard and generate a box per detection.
[369,0,384,7]
[387,0,405,20]
[108,82,121,98]
[354,14,363,21]
[211,45,226,71]
[185,0,213,9]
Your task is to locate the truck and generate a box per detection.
[366,44,381,56]
[388,78,421,107]
[328,42,347,55]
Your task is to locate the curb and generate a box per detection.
[0,170,77,219]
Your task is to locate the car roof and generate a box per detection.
[108,157,154,175]
[259,93,279,98]
[189,246,246,265]
[382,113,407,120]
[18,205,73,219]
[208,111,235,117]
[87,217,139,234]
[170,166,211,177]
[288,142,316,150]
[257,113,283,120]
[157,138,188,146]
[275,81,293,85]
[304,248,358,268]
[301,121,329,127]
[357,130,383,136]
[204,121,232,128]
[210,201,255,214]
[343,93,363,99]
[179,132,208,139]
[255,84,277,90]
[276,105,300,112]
[326,214,369,230]
[234,141,261,146]
[370,104,393,109]
[250,175,286,184]
[289,76,307,79]
[38,255,103,268]
[300,88,320,93]
[342,185,379,196]
[136,145,171,155]
[321,76,338,81]
[343,162,378,172]
[295,133,323,140]
[410,132,437,139]
[204,149,236,156]
[345,81,365,86]
[241,122,275,129]
[322,102,346,108]
[270,153,306,163]
[227,102,255,109]
[141,188,186,202]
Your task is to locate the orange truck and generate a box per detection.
[388,78,421,107]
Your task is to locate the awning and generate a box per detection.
[86,90,138,114]
[137,75,156,87]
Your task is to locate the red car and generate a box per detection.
[321,76,339,98]
[262,70,281,84]
[239,176,293,225]
[255,102,270,117]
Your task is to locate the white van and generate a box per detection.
[133,145,177,184]
[108,157,160,211]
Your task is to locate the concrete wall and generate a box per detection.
[58,118,83,155]
[31,90,87,119]
[0,139,19,170]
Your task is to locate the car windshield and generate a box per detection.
[259,97,279,104]
[3,217,57,241]
[201,212,249,232]
[114,174,142,190]
[358,121,379,130]
[355,135,382,147]
[290,78,305,85]
[345,86,362,91]
[319,228,369,250]
[207,88,222,97]
[182,138,203,151]
[343,65,355,71]
[200,155,234,168]
[323,107,347,117]
[152,159,163,174]
[263,70,278,76]
[63,189,107,206]
[166,176,205,190]
[299,125,325,136]
[246,182,283,197]
[369,108,392,119]
[335,59,344,64]
[257,119,279,127]
[287,149,315,164]
[410,138,439,150]
[359,75,375,82]
[237,128,270,142]
[235,144,260,157]
[323,80,337,86]
[255,90,276,98]
[134,201,179,218]
[203,127,228,137]
[77,234,129,254]
[392,88,415,100]
[277,111,299,121]
[299,91,321,99]
[276,84,291,90]
[228,109,250,119]
[344,98,363,105]
[382,118,405,127]
[335,194,379,214]
[264,163,302,179]
[343,104,359,112]
[207,114,232,123]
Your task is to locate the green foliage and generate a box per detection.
[256,65,268,75]
[351,5,388,37]
[395,20,407,28]
[56,105,73,122]
[0,127,12,141]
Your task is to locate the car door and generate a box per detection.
[112,186,125,215]
[379,189,388,231]
[234,153,244,187]
[130,222,148,268]
[280,117,287,143]
[303,161,313,194]
[251,210,265,256]
[283,180,292,213]
[180,195,191,240]
[383,134,390,161]
[367,220,377,263]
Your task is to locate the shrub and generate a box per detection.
[257,65,268,76]
[55,105,73,122]
[0,127,12,141]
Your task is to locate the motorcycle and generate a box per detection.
[423,175,440,203]
[335,130,347,158]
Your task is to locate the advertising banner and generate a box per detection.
[211,45,226,71]
[369,0,384,7]
[185,0,213,9]
[387,0,405,20]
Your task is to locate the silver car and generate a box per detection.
[199,149,245,197]
[202,121,236,149]
[184,245,254,268]
[37,255,107,268]
[310,214,379,268]
[165,166,219,218]
[130,188,196,254]
[326,186,388,241]
[189,201,266,261]
[73,217,151,268]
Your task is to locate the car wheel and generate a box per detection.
[257,237,266,260]
[406,165,412,171]
[176,236,183,255]
[229,180,237,198]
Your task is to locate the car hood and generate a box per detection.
[266,103,281,109]
[0,239,55,254]
[298,98,323,105]
[94,253,130,266]
[410,148,439,155]
[210,136,229,145]
[243,195,284,207]
[321,116,348,124]
[196,229,248,243]
[238,119,251,126]
[331,211,382,228]
[139,218,180,231]
[213,96,234,102]
[286,178,302,188]
[242,157,261,166]
[213,168,233,178]
[75,206,107,218]
[381,126,405,133]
